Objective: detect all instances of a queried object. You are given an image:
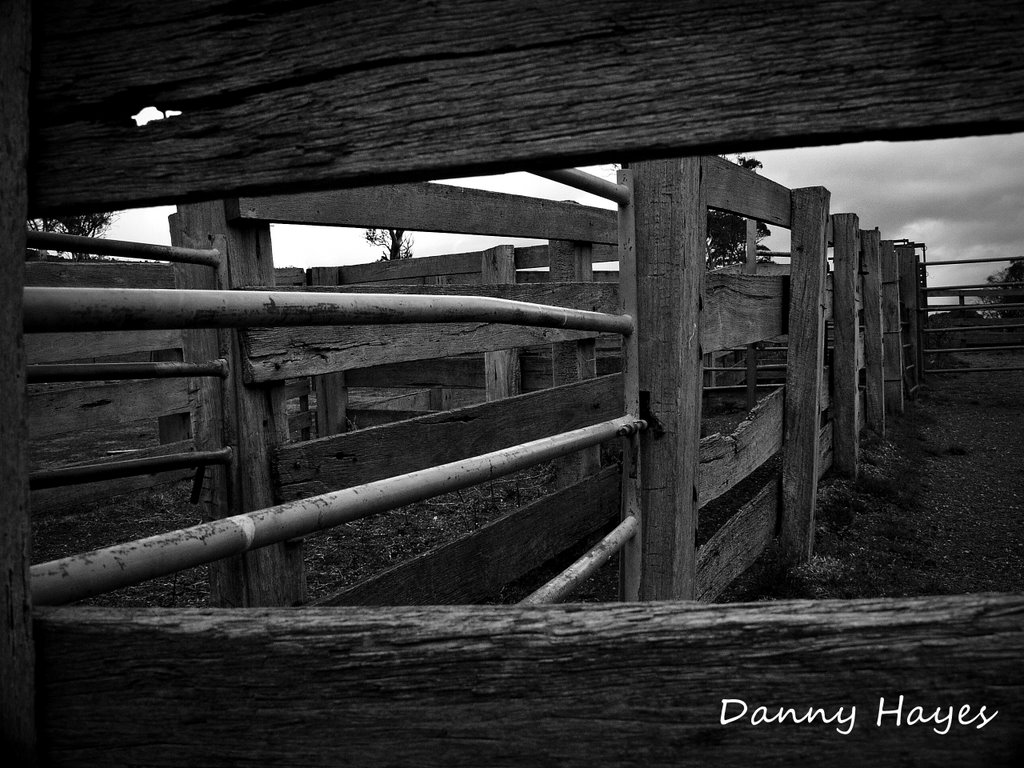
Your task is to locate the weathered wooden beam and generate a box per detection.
[33,595,1024,766]
[25,261,175,289]
[633,157,704,600]
[273,375,623,501]
[25,329,182,364]
[308,268,348,438]
[898,244,921,397]
[1,1,35,758]
[229,184,618,244]
[881,240,905,417]
[482,245,521,401]
[860,229,885,435]
[703,273,787,352]
[830,213,860,477]
[703,155,792,226]
[319,466,620,606]
[780,187,829,564]
[28,1,1024,214]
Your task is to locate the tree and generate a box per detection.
[706,155,771,270]
[27,212,117,260]
[365,228,413,261]
[980,257,1024,319]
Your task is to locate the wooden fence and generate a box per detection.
[5,3,1024,765]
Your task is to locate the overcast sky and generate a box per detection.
[108,131,1024,291]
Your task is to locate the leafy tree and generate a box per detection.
[981,257,1024,319]
[706,155,772,270]
[27,212,117,260]
[365,228,413,261]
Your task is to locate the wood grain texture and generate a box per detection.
[25,261,174,288]
[860,230,885,435]
[273,375,623,501]
[230,184,618,244]
[1,1,35,757]
[33,594,1024,766]
[703,155,792,226]
[780,187,829,564]
[830,214,860,477]
[698,387,783,507]
[696,477,780,601]
[308,268,348,437]
[898,244,921,395]
[482,245,521,401]
[880,241,904,417]
[25,328,182,364]
[703,274,787,352]
[28,2,1024,214]
[27,377,189,440]
[319,466,620,605]
[634,157,704,600]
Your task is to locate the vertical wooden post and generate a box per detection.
[173,202,305,606]
[780,187,830,565]
[744,218,760,410]
[550,239,600,487]
[831,213,860,478]
[881,240,905,416]
[632,157,705,600]
[898,243,921,398]
[152,345,193,443]
[860,229,886,436]
[482,245,520,401]
[309,267,348,437]
[1,1,35,759]
[617,168,642,602]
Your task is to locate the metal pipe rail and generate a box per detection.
[923,256,1021,267]
[26,359,228,383]
[31,416,646,605]
[926,366,1024,374]
[924,345,1024,355]
[923,281,1024,292]
[26,230,221,267]
[530,168,631,206]
[29,448,232,491]
[23,287,635,336]
[920,303,1024,313]
[923,322,1024,333]
[519,516,638,605]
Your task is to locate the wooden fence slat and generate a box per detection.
[26,329,183,364]
[25,261,174,288]
[308,267,348,438]
[881,240,904,416]
[703,274,787,352]
[898,244,921,396]
[633,157,704,600]
[1,1,35,757]
[28,378,190,440]
[273,374,623,501]
[703,155,792,226]
[318,465,620,606]
[33,595,1024,766]
[29,1,1024,213]
[860,229,885,435]
[482,245,521,401]
[229,184,618,244]
[780,186,829,564]
[831,213,860,477]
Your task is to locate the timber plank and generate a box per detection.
[703,155,791,226]
[703,274,787,352]
[26,329,182,364]
[831,214,860,477]
[33,595,1024,766]
[229,184,618,244]
[273,374,623,501]
[28,378,189,440]
[696,477,780,602]
[698,387,784,506]
[29,2,1024,213]
[881,241,904,416]
[319,466,620,606]
[861,230,885,434]
[25,261,174,289]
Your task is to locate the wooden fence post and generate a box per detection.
[1,1,36,758]
[780,187,830,564]
[898,243,920,399]
[172,202,305,607]
[744,218,760,410]
[482,245,520,401]
[550,239,600,487]
[861,229,886,435]
[881,240,905,416]
[309,267,348,437]
[632,157,705,600]
[831,213,860,477]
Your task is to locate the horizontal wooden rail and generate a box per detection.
[530,168,630,206]
[519,516,637,605]
[33,595,1024,765]
[26,230,221,267]
[23,287,634,336]
[28,447,231,490]
[26,359,227,383]
[31,416,644,605]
